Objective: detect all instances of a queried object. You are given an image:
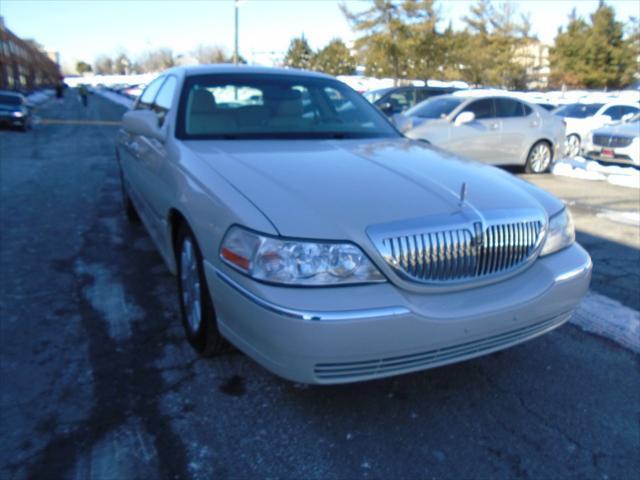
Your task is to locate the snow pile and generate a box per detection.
[552,156,639,189]
[27,89,54,106]
[94,89,135,110]
[570,291,640,353]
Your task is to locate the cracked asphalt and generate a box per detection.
[1,92,638,479]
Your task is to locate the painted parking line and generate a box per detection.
[37,118,121,126]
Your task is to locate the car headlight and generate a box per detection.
[220,226,385,286]
[12,111,24,117]
[540,208,575,256]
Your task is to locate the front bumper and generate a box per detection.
[581,140,640,167]
[205,243,592,384]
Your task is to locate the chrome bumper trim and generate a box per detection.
[554,255,592,283]
[214,267,411,321]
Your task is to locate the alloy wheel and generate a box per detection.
[529,143,552,173]
[180,238,202,332]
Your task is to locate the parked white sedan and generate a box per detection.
[401,92,566,173]
[116,65,591,384]
[554,101,640,157]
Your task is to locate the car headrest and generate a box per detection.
[190,89,217,114]
[274,89,303,118]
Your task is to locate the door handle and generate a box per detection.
[490,123,499,130]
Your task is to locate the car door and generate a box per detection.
[134,75,178,244]
[494,98,537,164]
[444,98,501,163]
[119,76,166,216]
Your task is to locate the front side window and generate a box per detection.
[461,98,494,119]
[603,105,622,120]
[153,76,177,125]
[554,103,604,119]
[387,89,414,112]
[177,74,400,139]
[137,77,165,110]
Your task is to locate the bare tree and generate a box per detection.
[136,48,175,73]
[192,44,230,64]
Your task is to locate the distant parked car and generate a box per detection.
[364,85,459,116]
[403,93,565,173]
[581,113,640,166]
[553,102,640,157]
[0,90,32,131]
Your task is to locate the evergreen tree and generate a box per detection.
[283,36,314,70]
[340,0,410,83]
[550,2,635,88]
[311,39,356,76]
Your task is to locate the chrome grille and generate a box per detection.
[592,134,634,148]
[378,220,544,284]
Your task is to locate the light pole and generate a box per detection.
[233,0,247,65]
[233,1,239,65]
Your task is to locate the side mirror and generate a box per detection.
[454,111,475,126]
[122,110,164,141]
[621,112,635,123]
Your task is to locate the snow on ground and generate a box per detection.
[552,156,639,189]
[27,89,54,106]
[571,291,640,354]
[94,89,135,110]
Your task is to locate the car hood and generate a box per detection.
[592,121,639,138]
[186,138,562,240]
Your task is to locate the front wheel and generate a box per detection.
[176,224,225,356]
[525,141,553,174]
[565,134,580,158]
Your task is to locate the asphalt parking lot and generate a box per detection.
[1,93,638,479]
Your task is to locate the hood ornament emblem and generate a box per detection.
[459,182,467,207]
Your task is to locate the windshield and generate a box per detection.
[363,89,390,104]
[0,94,22,106]
[554,103,603,118]
[404,96,463,119]
[177,74,399,140]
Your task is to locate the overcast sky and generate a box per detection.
[1,0,638,69]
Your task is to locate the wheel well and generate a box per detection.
[168,209,188,257]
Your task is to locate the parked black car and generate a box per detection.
[364,85,459,116]
[0,91,32,131]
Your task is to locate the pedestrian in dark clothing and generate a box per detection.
[56,83,64,99]
[78,84,88,107]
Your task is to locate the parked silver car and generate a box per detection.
[402,92,566,173]
[116,66,591,384]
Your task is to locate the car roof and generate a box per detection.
[164,64,336,81]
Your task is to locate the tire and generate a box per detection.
[120,173,140,223]
[176,224,225,356]
[20,117,31,132]
[525,141,553,174]
[565,134,580,158]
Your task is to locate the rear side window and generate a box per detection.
[137,77,165,110]
[522,104,533,115]
[495,98,525,118]
[153,76,177,125]
[462,98,494,119]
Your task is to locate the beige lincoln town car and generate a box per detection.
[116,65,592,384]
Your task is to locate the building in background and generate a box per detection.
[0,16,61,91]
[515,40,551,90]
